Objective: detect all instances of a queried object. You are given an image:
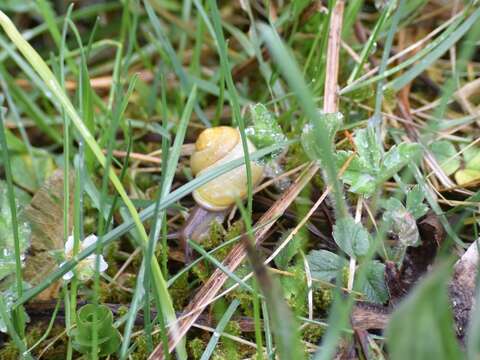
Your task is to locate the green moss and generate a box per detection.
[104,242,120,278]
[188,337,206,360]
[225,220,244,242]
[203,220,226,250]
[0,340,18,360]
[2,324,70,360]
[169,271,191,309]
[131,332,164,360]
[302,323,325,344]
[277,262,308,315]
[313,287,333,312]
[99,281,131,304]
[192,260,212,284]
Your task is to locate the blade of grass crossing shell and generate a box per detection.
[208,0,254,216]
[200,300,240,360]
[0,11,181,347]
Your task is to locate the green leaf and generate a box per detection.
[360,261,388,304]
[274,230,306,270]
[380,142,422,182]
[279,263,307,311]
[336,151,377,195]
[246,103,287,161]
[386,263,462,360]
[11,152,56,193]
[383,198,420,248]
[406,185,428,220]
[464,146,480,171]
[0,186,30,282]
[355,127,382,173]
[72,304,121,357]
[429,140,460,176]
[301,112,343,162]
[337,128,422,197]
[333,217,370,258]
[307,250,347,282]
[455,169,480,185]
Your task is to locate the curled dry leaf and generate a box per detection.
[23,170,74,301]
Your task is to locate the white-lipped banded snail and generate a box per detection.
[190,126,264,211]
[180,126,265,262]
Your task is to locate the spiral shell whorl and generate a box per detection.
[191,126,264,211]
[190,126,239,176]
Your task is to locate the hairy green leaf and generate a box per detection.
[333,217,370,258]
[307,250,347,282]
[360,261,388,304]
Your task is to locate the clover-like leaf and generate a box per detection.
[333,217,370,258]
[406,185,428,220]
[336,151,377,195]
[455,169,480,185]
[429,140,460,176]
[463,146,480,170]
[11,152,56,192]
[306,249,347,282]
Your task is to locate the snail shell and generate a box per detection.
[191,126,264,211]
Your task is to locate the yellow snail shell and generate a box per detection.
[190,126,264,211]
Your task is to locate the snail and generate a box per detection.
[180,126,264,261]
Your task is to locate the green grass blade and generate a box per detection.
[200,300,240,360]
[390,5,480,91]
